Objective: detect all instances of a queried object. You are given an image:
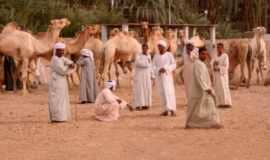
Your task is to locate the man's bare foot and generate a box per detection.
[141,106,150,110]
[160,111,169,116]
[170,110,176,116]
[127,104,133,111]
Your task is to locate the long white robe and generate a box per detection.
[133,53,153,108]
[213,53,232,106]
[186,59,221,128]
[95,88,127,122]
[48,56,72,122]
[77,56,97,103]
[152,52,176,111]
[183,48,198,101]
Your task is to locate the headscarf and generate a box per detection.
[157,40,167,48]
[80,48,94,61]
[105,80,116,90]
[53,42,66,55]
[186,40,194,46]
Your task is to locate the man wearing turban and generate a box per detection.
[48,42,74,123]
[152,40,177,116]
[77,49,98,104]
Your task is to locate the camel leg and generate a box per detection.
[21,58,29,95]
[256,67,260,84]
[246,59,254,88]
[114,63,120,87]
[239,61,246,84]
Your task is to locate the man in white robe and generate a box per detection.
[133,44,153,110]
[213,43,232,108]
[182,41,199,102]
[153,40,177,116]
[48,42,74,123]
[77,49,98,104]
[186,47,222,129]
[95,81,132,122]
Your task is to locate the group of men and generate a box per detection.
[48,39,232,129]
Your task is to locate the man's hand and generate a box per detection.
[151,78,155,87]
[69,64,75,69]
[116,99,122,104]
[159,68,166,75]
[206,89,212,95]
[214,68,220,72]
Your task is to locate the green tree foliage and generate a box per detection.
[0,0,268,38]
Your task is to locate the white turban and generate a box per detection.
[80,48,94,61]
[105,80,116,90]
[157,40,167,48]
[186,40,194,45]
[53,42,66,55]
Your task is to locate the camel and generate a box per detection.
[57,25,97,87]
[229,27,268,88]
[100,31,142,86]
[249,26,268,85]
[165,29,178,55]
[227,40,252,88]
[0,18,70,94]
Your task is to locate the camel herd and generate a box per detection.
[0,18,269,95]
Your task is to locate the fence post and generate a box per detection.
[184,26,189,40]
[210,25,216,47]
[122,24,129,33]
[101,25,108,42]
[192,27,197,37]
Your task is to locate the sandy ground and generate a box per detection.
[0,74,269,160]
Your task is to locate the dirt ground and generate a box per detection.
[0,74,269,160]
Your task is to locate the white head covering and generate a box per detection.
[105,80,116,90]
[186,40,194,45]
[80,48,94,60]
[53,42,66,55]
[157,40,167,48]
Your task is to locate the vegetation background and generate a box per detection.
[0,0,268,38]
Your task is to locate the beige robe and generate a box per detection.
[133,53,153,108]
[213,53,232,106]
[186,59,221,128]
[77,56,97,103]
[48,56,72,122]
[152,52,176,111]
[95,88,127,122]
[183,48,198,101]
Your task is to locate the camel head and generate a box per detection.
[141,21,149,29]
[88,24,101,37]
[151,26,164,36]
[253,26,267,38]
[165,29,176,40]
[109,28,120,38]
[50,18,71,32]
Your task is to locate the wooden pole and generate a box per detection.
[192,27,197,37]
[210,25,216,47]
[101,25,108,42]
[184,26,189,40]
[122,24,129,33]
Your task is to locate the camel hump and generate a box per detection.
[1,22,20,34]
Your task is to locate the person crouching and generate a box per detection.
[94,80,132,122]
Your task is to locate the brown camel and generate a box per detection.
[228,40,252,89]
[100,31,142,86]
[0,18,70,94]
